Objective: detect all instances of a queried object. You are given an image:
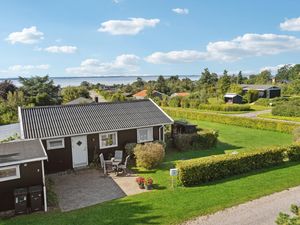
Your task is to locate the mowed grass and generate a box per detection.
[1,120,296,225]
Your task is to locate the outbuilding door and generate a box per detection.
[71,135,88,168]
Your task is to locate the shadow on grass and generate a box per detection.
[165,141,242,162]
[5,198,161,225]
[187,161,300,188]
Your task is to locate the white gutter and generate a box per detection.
[41,160,47,212]
[18,106,25,139]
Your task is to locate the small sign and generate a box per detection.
[170,168,178,176]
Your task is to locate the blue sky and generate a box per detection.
[1,0,300,78]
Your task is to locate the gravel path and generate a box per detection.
[182,186,300,225]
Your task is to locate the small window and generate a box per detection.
[137,127,153,143]
[46,138,65,150]
[0,165,20,182]
[99,132,118,149]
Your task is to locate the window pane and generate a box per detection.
[49,140,63,148]
[0,168,16,179]
[101,133,117,147]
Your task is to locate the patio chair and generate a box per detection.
[99,153,107,175]
[116,155,130,175]
[113,150,123,162]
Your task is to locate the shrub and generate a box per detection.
[272,101,300,117]
[276,204,300,225]
[163,107,298,133]
[189,99,201,109]
[134,142,165,169]
[286,144,300,161]
[244,90,259,103]
[180,98,190,108]
[173,130,218,151]
[169,97,181,107]
[177,145,292,186]
[198,104,250,112]
[124,143,137,158]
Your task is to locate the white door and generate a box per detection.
[71,135,88,168]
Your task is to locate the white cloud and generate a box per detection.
[172,8,189,15]
[146,33,300,64]
[0,64,50,76]
[145,50,205,64]
[6,26,44,44]
[44,45,77,54]
[98,18,160,35]
[66,54,140,75]
[260,64,295,74]
[280,17,300,31]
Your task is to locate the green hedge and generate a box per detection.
[163,107,298,134]
[177,145,300,186]
[173,130,218,151]
[198,104,250,112]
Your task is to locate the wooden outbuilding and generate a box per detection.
[224,93,243,104]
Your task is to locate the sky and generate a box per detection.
[1,0,300,78]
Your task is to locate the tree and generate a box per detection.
[217,70,231,96]
[61,86,90,103]
[229,84,243,95]
[19,75,61,106]
[198,68,218,97]
[237,71,244,84]
[154,75,169,94]
[244,90,259,103]
[0,80,17,100]
[110,91,126,102]
[255,70,272,84]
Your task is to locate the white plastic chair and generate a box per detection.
[114,150,123,162]
[99,153,107,175]
[117,155,130,174]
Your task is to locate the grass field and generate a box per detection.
[258,113,300,123]
[1,120,295,225]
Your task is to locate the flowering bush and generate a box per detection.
[135,177,145,185]
[144,177,153,186]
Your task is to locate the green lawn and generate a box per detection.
[1,120,295,225]
[258,113,300,123]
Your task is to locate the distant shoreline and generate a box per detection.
[0,75,199,87]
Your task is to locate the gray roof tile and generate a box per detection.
[20,99,173,139]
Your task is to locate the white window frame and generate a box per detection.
[99,132,118,149]
[0,165,20,182]
[46,138,65,150]
[137,127,153,143]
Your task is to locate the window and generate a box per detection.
[46,138,65,150]
[0,165,20,182]
[137,127,153,143]
[99,132,118,149]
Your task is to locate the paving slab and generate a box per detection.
[49,169,126,212]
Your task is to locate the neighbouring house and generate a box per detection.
[241,84,281,98]
[133,90,165,100]
[170,92,190,98]
[18,99,173,174]
[89,90,107,103]
[224,93,243,104]
[65,97,94,105]
[0,139,48,213]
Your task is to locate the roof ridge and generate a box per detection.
[21,99,150,110]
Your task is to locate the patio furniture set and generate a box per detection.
[99,150,130,175]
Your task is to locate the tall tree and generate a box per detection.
[217,70,231,96]
[19,75,61,106]
[0,80,17,100]
[255,70,272,84]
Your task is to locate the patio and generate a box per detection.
[48,168,145,212]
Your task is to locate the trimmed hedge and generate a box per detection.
[173,130,218,151]
[163,107,298,134]
[177,144,300,186]
[198,104,251,112]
